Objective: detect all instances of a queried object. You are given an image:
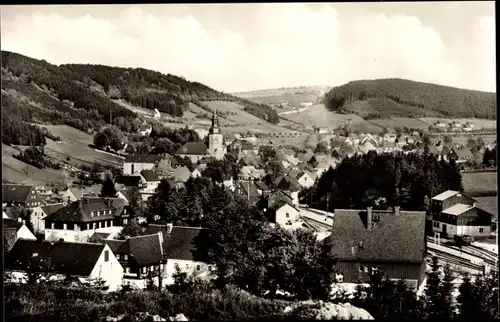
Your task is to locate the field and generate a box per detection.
[475,196,498,221]
[38,125,124,168]
[462,171,497,197]
[420,117,497,130]
[428,134,497,146]
[2,143,68,186]
[232,86,329,104]
[368,117,432,131]
[281,104,385,134]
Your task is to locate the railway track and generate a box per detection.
[427,250,484,272]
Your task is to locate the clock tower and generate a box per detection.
[208,109,225,160]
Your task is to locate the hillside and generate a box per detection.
[0,51,279,141]
[233,85,330,108]
[323,78,496,119]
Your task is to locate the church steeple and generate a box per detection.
[209,109,220,134]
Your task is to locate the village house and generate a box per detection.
[239,142,259,157]
[2,184,46,208]
[267,201,301,228]
[31,203,65,234]
[153,108,161,119]
[123,154,162,176]
[328,207,427,290]
[274,176,300,206]
[430,190,495,238]
[447,148,473,164]
[235,181,262,205]
[43,197,128,243]
[138,170,161,201]
[3,218,37,250]
[4,239,123,291]
[175,142,209,163]
[434,120,447,128]
[238,165,265,182]
[105,224,212,288]
[171,166,192,187]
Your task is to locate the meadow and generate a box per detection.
[461,171,497,197]
[475,196,498,221]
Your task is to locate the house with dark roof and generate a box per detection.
[4,239,123,291]
[448,148,473,164]
[3,218,37,250]
[430,190,494,238]
[274,176,300,206]
[104,224,212,288]
[31,203,65,234]
[328,207,427,290]
[43,197,128,243]
[175,142,208,163]
[2,184,45,208]
[123,154,162,176]
[235,181,262,205]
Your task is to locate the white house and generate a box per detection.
[3,218,37,249]
[431,191,495,238]
[138,126,153,136]
[123,154,162,176]
[191,168,203,179]
[30,203,65,234]
[269,202,301,227]
[139,170,161,201]
[296,171,315,189]
[4,239,124,291]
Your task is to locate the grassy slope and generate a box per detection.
[281,104,385,134]
[462,171,497,197]
[2,143,67,186]
[40,125,124,168]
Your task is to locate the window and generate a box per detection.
[126,267,130,273]
[286,213,290,218]
[359,265,365,273]
[479,228,484,233]
[63,223,67,230]
[371,267,379,274]
[116,254,120,260]
[104,250,109,262]
[91,211,94,217]
[124,254,128,260]
[197,265,201,271]
[175,263,180,270]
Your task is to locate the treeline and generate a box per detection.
[303,151,463,211]
[1,96,46,146]
[63,63,279,123]
[14,146,61,170]
[323,78,497,119]
[1,51,137,132]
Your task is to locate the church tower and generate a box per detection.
[208,109,225,160]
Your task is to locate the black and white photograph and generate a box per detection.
[1,2,498,321]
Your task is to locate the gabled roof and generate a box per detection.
[164,226,208,261]
[44,197,126,223]
[104,239,130,253]
[175,142,207,156]
[454,148,473,159]
[2,184,34,203]
[40,204,65,217]
[5,240,106,277]
[236,181,261,199]
[441,203,474,216]
[275,176,300,192]
[124,154,162,163]
[129,233,164,266]
[141,169,160,182]
[432,190,476,202]
[255,181,270,191]
[328,209,426,263]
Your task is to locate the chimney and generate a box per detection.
[394,206,400,216]
[166,223,173,234]
[367,207,373,230]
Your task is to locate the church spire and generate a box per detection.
[210,109,220,134]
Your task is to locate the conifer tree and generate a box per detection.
[457,273,475,320]
[101,175,117,198]
[424,256,444,319]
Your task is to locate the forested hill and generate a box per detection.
[0,51,279,136]
[323,78,497,119]
[61,64,278,123]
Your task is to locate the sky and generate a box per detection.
[0,3,496,93]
